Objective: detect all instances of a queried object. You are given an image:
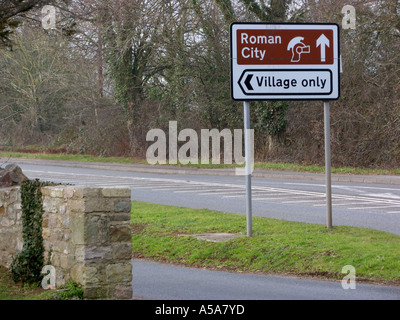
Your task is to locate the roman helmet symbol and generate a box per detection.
[287,36,311,62]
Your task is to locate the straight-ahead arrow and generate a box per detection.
[316,34,330,62]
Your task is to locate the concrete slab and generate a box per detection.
[189,233,245,243]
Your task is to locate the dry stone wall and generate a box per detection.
[0,185,133,300]
[0,187,23,268]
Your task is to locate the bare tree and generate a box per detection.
[0,0,59,46]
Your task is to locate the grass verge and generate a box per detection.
[1,151,400,175]
[132,201,400,285]
[0,266,51,300]
[0,266,83,300]
[0,151,146,165]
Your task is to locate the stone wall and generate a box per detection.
[0,185,133,300]
[0,187,23,269]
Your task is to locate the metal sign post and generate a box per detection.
[324,101,333,228]
[244,101,253,237]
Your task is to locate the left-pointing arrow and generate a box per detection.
[244,74,254,90]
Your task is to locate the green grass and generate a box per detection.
[255,162,400,175]
[0,266,51,300]
[0,267,83,300]
[0,151,146,165]
[1,151,400,175]
[131,201,400,285]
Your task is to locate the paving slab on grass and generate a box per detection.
[189,233,245,243]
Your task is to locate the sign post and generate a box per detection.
[324,101,333,229]
[244,101,252,237]
[230,23,340,234]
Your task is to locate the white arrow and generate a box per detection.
[316,34,330,62]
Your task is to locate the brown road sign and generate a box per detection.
[231,23,340,101]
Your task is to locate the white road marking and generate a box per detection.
[313,202,376,207]
[285,182,400,192]
[365,193,400,200]
[198,191,245,196]
[175,187,235,194]
[348,205,400,210]
[282,198,326,204]
[150,186,197,191]
[252,197,299,201]
[23,169,400,214]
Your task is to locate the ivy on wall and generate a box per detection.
[11,179,46,285]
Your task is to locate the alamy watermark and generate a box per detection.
[146,121,254,176]
[342,5,356,30]
[41,5,57,30]
[341,265,356,290]
[41,265,56,290]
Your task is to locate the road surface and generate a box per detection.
[9,158,400,236]
[132,259,400,300]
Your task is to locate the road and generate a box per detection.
[132,260,400,300]
[3,158,400,300]
[10,158,400,236]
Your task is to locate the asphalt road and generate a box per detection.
[132,260,400,300]
[3,158,400,300]
[11,159,400,236]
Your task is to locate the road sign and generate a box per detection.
[231,23,340,101]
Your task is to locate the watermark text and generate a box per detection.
[146,121,254,175]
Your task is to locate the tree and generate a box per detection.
[282,0,400,167]
[0,0,57,47]
[94,0,166,154]
[0,23,103,147]
[214,0,294,157]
